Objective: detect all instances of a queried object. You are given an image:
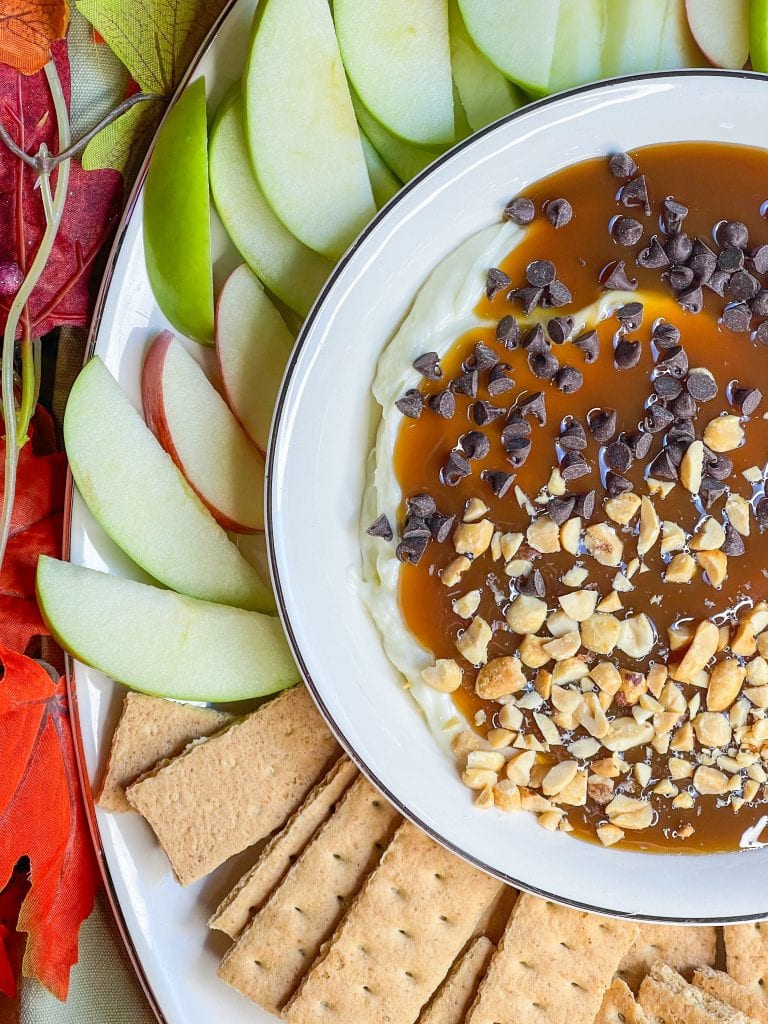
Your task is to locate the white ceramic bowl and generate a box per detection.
[269,70,768,923]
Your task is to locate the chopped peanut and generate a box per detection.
[453,519,494,558]
[690,517,726,551]
[421,659,463,693]
[696,549,728,588]
[526,515,561,553]
[605,794,653,830]
[680,439,704,493]
[506,595,548,634]
[519,633,551,669]
[693,765,729,795]
[581,613,622,655]
[661,520,686,555]
[558,589,599,622]
[707,658,745,712]
[605,492,641,526]
[475,656,526,699]
[584,522,623,566]
[670,619,719,682]
[726,493,751,536]
[638,496,661,556]
[560,516,582,555]
[452,590,481,619]
[617,613,655,659]
[455,615,492,665]
[665,552,697,584]
[441,555,471,587]
[703,414,744,452]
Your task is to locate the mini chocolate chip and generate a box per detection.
[750,244,768,275]
[615,338,641,369]
[461,431,490,460]
[670,392,696,419]
[662,197,688,234]
[667,420,695,445]
[706,452,734,481]
[547,495,576,526]
[496,315,521,349]
[757,497,768,526]
[667,265,694,291]
[620,175,651,215]
[653,374,682,399]
[665,233,693,263]
[688,239,717,284]
[473,400,505,425]
[518,568,546,598]
[502,410,531,439]
[428,511,456,542]
[626,429,653,459]
[573,490,596,519]
[616,301,644,329]
[559,419,587,451]
[729,269,760,301]
[665,442,687,468]
[473,341,499,370]
[407,493,437,518]
[442,450,471,486]
[487,363,515,396]
[544,280,572,307]
[611,216,643,246]
[716,220,749,249]
[547,316,574,344]
[413,351,442,380]
[504,435,532,467]
[756,321,768,344]
[560,451,590,480]
[523,323,548,353]
[518,391,547,425]
[602,260,638,291]
[718,246,744,273]
[366,514,393,540]
[554,365,583,393]
[645,403,675,433]
[587,408,618,443]
[481,469,515,498]
[486,267,512,299]
[605,471,632,497]
[609,152,638,179]
[648,449,678,481]
[699,476,726,509]
[652,321,680,349]
[686,370,718,402]
[732,385,763,415]
[676,285,704,314]
[604,440,632,472]
[402,515,431,540]
[752,290,768,317]
[396,537,428,564]
[573,329,600,363]
[545,198,573,228]
[657,345,688,377]
[722,524,745,556]
[451,369,478,397]
[706,270,731,296]
[509,285,544,315]
[503,196,535,225]
[396,389,423,418]
[636,235,669,269]
[529,349,559,380]
[722,302,752,333]
[429,390,456,418]
[526,259,556,287]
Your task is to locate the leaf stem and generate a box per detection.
[16,334,39,447]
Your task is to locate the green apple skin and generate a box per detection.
[37,557,297,702]
[144,78,214,345]
[601,0,668,76]
[751,0,768,71]
[548,0,605,92]
[360,133,402,207]
[351,91,444,183]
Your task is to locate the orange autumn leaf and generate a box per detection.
[0,0,70,75]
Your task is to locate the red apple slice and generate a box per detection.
[685,0,749,68]
[143,332,266,533]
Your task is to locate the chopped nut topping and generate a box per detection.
[584,522,624,566]
[453,519,494,558]
[703,413,744,452]
[463,497,489,523]
[560,516,582,555]
[603,717,654,752]
[693,765,730,795]
[455,615,492,665]
[581,613,622,655]
[493,781,522,812]
[518,633,551,669]
[526,515,561,553]
[441,555,471,587]
[576,692,610,739]
[467,750,506,772]
[605,794,653,829]
[596,590,623,613]
[671,619,719,682]
[680,439,704,493]
[558,589,599,622]
[638,496,661,556]
[561,565,588,587]
[690,517,725,551]
[462,767,498,790]
[552,657,590,685]
[452,590,482,619]
[665,552,697,584]
[500,531,524,560]
[542,630,581,661]
[499,704,523,730]
[726,493,751,536]
[707,658,745,712]
[661,520,686,555]
[475,655,526,699]
[596,823,625,846]
[506,594,548,634]
[506,750,536,786]
[542,760,578,796]
[505,558,533,578]
[605,492,641,525]
[693,711,733,748]
[617,613,655,659]
[696,549,728,588]
[421,659,463,693]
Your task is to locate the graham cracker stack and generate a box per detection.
[96,692,233,813]
[725,924,768,1002]
[595,978,649,1024]
[465,893,639,1024]
[418,937,496,1024]
[282,820,502,1024]
[218,775,401,1014]
[694,967,768,1024]
[639,962,759,1024]
[619,924,717,991]
[209,755,358,938]
[126,685,340,884]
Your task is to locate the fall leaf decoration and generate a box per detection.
[0,647,98,1000]
[0,0,70,76]
[0,867,29,998]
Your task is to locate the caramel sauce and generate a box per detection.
[394,143,768,852]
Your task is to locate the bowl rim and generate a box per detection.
[267,67,768,924]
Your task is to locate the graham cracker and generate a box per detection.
[418,937,496,1024]
[472,886,518,945]
[619,924,717,991]
[595,978,649,1024]
[209,755,358,938]
[283,820,502,1024]
[218,775,400,1014]
[126,686,340,884]
[694,967,768,1024]
[96,692,233,813]
[638,962,758,1024]
[725,924,768,1002]
[465,893,639,1024]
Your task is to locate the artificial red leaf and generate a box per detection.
[0,0,69,76]
[0,41,122,338]
[0,647,97,999]
[0,405,66,653]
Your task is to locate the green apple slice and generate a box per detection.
[352,91,444,182]
[360,132,401,207]
[457,0,561,95]
[548,0,606,92]
[333,0,454,146]
[244,0,375,260]
[750,0,768,70]
[37,557,296,702]
[216,265,294,453]
[209,96,332,318]
[602,0,668,76]
[65,357,274,613]
[448,0,524,131]
[144,78,214,345]
[660,0,706,68]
